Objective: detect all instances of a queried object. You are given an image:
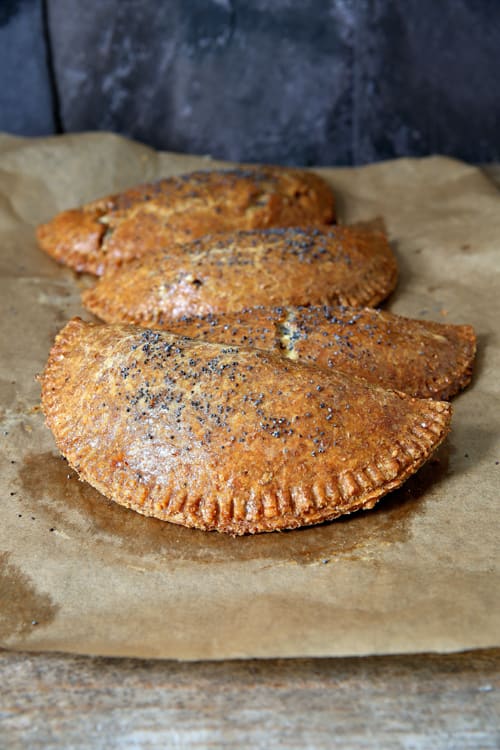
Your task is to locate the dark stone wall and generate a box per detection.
[0,0,55,136]
[46,0,356,166]
[1,0,499,165]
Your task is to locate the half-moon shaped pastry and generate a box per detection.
[82,226,398,324]
[36,166,336,275]
[40,318,451,535]
[149,306,476,401]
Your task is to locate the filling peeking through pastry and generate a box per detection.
[148,305,476,401]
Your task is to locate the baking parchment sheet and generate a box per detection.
[0,132,498,659]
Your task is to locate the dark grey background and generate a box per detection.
[1,0,499,166]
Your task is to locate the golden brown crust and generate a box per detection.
[158,306,476,401]
[40,318,451,535]
[82,226,398,324]
[36,166,336,275]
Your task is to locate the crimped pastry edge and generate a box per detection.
[414,323,477,400]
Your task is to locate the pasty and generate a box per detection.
[37,166,336,275]
[40,318,451,534]
[82,226,398,323]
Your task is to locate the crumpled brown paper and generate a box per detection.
[0,132,499,660]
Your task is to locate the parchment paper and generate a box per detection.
[0,132,499,660]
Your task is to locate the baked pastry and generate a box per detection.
[40,318,451,535]
[151,305,476,401]
[82,226,398,323]
[36,166,336,275]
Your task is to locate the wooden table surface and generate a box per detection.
[1,647,499,749]
[2,165,499,750]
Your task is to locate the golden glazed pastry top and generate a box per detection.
[82,226,398,324]
[152,305,476,401]
[36,166,336,275]
[40,318,451,535]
